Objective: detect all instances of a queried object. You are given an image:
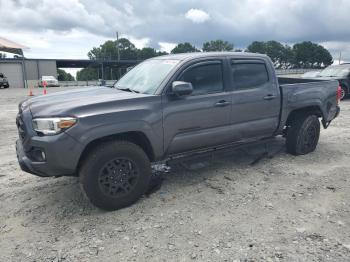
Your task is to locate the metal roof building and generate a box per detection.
[0,58,139,88]
[0,37,140,88]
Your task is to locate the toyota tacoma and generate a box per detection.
[16,52,341,210]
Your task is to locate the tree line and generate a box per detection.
[74,38,333,81]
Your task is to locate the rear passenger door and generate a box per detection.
[229,59,280,140]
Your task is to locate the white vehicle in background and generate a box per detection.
[301,71,321,78]
[39,76,59,87]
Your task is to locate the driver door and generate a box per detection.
[162,60,233,155]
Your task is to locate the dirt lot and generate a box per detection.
[0,87,349,261]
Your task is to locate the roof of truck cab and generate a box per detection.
[154,52,268,61]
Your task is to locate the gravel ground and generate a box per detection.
[0,87,349,262]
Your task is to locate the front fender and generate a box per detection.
[67,119,164,161]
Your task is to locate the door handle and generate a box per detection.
[263,94,277,100]
[214,100,231,107]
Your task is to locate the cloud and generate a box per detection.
[0,0,350,61]
[185,9,210,23]
[321,41,350,64]
[158,42,177,53]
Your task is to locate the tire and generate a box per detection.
[340,86,347,100]
[286,114,320,155]
[4,85,9,89]
[79,140,152,211]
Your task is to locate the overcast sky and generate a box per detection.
[1,0,350,63]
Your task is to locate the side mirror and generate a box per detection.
[171,81,193,97]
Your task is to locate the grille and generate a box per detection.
[16,114,26,141]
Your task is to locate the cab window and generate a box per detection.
[231,63,269,89]
[181,62,224,95]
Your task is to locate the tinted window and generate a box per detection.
[232,63,269,89]
[182,63,223,95]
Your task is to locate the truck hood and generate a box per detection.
[26,86,147,117]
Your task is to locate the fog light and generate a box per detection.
[41,151,46,161]
[28,147,46,162]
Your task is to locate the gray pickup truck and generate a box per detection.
[16,52,340,210]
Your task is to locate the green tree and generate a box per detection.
[313,44,333,67]
[280,45,295,69]
[88,38,138,60]
[293,41,333,68]
[137,48,168,59]
[117,38,138,60]
[265,40,289,68]
[247,41,295,69]
[157,51,168,56]
[246,41,267,54]
[76,68,99,81]
[57,69,75,81]
[202,40,234,52]
[171,42,199,54]
[138,47,157,60]
[82,38,170,80]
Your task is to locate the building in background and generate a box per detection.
[0,58,57,88]
[0,37,139,88]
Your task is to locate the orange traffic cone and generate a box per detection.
[29,87,34,96]
[43,81,47,95]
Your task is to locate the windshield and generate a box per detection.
[318,65,350,77]
[114,59,180,94]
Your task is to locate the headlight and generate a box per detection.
[32,117,77,135]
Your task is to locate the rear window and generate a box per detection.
[231,63,269,89]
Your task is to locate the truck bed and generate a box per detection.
[277,76,339,132]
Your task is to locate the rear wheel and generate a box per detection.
[80,140,152,211]
[286,114,320,155]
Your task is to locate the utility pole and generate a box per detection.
[116,31,121,79]
[116,31,120,61]
[339,51,342,65]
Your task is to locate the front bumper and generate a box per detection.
[16,133,83,177]
[15,108,84,177]
[16,139,36,175]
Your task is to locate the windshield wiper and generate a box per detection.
[115,86,140,93]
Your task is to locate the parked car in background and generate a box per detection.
[301,71,320,78]
[0,73,9,88]
[39,76,59,87]
[16,52,340,210]
[318,63,350,100]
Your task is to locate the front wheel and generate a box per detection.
[79,140,152,211]
[286,114,320,155]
